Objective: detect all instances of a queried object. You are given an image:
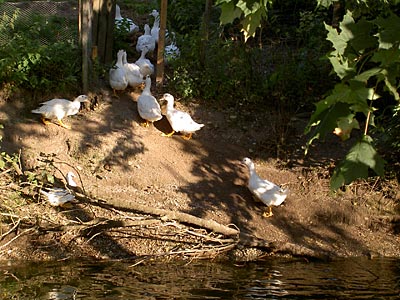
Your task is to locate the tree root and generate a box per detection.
[0,191,278,260]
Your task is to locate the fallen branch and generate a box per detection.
[89,197,240,237]
[0,227,35,251]
[0,219,20,241]
[78,196,276,252]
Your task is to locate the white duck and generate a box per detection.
[137,76,162,127]
[242,157,289,217]
[66,171,78,187]
[31,95,89,129]
[40,187,75,207]
[109,49,128,96]
[66,171,85,195]
[150,9,160,43]
[135,47,154,77]
[136,24,156,53]
[115,4,138,33]
[122,50,144,88]
[160,93,204,140]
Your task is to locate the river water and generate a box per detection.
[1,257,399,299]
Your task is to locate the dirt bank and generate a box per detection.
[0,89,399,261]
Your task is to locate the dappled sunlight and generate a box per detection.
[270,212,370,257]
[172,133,261,234]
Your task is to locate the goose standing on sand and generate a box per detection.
[122,50,144,88]
[160,93,204,140]
[242,157,289,217]
[40,188,75,207]
[31,95,89,129]
[135,47,154,77]
[137,76,162,127]
[150,9,160,43]
[136,24,156,53]
[109,49,128,96]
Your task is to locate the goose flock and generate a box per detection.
[107,5,203,138]
[31,4,289,216]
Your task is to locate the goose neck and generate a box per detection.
[115,5,122,19]
[117,52,124,66]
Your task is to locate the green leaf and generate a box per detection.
[382,68,400,101]
[219,2,242,25]
[305,102,351,152]
[347,80,375,115]
[354,67,383,83]
[374,13,400,50]
[333,114,360,141]
[330,135,387,190]
[241,8,262,41]
[327,54,355,79]
[305,84,351,134]
[317,0,335,8]
[371,48,400,66]
[46,173,55,184]
[325,22,348,55]
[346,18,376,52]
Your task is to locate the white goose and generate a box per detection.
[135,47,154,77]
[150,9,160,43]
[136,24,156,53]
[31,95,89,129]
[122,50,144,88]
[115,4,138,33]
[109,49,128,96]
[40,188,75,207]
[160,93,204,140]
[242,157,289,217]
[137,76,162,127]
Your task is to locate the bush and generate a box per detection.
[0,10,81,96]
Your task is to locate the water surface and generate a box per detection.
[1,257,399,299]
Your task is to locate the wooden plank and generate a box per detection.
[156,0,168,85]
[104,0,115,64]
[92,0,100,47]
[80,0,93,93]
[96,0,106,63]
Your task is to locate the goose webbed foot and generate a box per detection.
[161,130,175,137]
[57,119,71,129]
[262,207,273,218]
[140,120,151,127]
[182,133,192,140]
[40,116,52,126]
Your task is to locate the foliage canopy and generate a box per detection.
[215,0,400,189]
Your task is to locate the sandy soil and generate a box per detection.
[0,87,399,261]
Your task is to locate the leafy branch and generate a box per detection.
[216,0,272,41]
[305,8,400,189]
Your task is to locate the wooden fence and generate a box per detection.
[79,0,169,92]
[79,0,115,93]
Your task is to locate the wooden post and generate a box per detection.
[104,0,115,64]
[156,0,168,85]
[92,0,115,65]
[80,0,93,93]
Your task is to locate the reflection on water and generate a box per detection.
[1,257,399,299]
